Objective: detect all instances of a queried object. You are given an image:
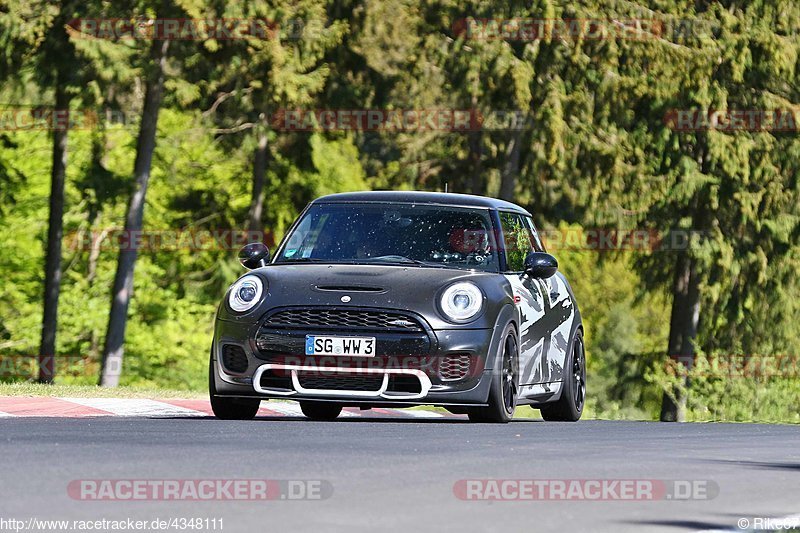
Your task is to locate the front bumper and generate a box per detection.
[211,313,501,406]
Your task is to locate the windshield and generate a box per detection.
[276,203,499,272]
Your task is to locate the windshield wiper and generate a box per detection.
[279,257,326,263]
[363,256,448,268]
[280,256,452,268]
[364,255,420,263]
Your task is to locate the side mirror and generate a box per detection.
[239,242,270,270]
[524,252,558,279]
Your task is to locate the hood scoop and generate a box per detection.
[314,285,386,293]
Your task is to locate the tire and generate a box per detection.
[300,401,343,421]
[209,358,261,420]
[540,329,586,422]
[468,324,519,423]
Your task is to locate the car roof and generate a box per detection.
[312,191,531,214]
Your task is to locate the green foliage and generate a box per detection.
[308,134,368,196]
[647,354,800,423]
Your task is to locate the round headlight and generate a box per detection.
[440,281,483,322]
[228,275,264,312]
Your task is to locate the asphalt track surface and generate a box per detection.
[1,416,798,533]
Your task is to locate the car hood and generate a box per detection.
[219,263,512,330]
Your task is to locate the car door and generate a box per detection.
[523,217,575,386]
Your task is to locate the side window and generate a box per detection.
[525,217,545,252]
[499,212,534,272]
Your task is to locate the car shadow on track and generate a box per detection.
[619,519,733,530]
[699,458,800,471]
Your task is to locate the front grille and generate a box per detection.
[296,371,384,392]
[221,344,249,373]
[263,308,424,333]
[439,353,472,381]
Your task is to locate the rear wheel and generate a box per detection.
[540,329,585,422]
[468,324,518,423]
[209,358,261,420]
[300,401,342,421]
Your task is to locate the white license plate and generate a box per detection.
[305,336,376,356]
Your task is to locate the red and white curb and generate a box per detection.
[0,397,454,419]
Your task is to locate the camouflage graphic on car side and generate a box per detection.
[505,273,575,385]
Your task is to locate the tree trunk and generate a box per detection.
[99,39,169,387]
[247,133,268,234]
[499,131,521,201]
[660,252,701,421]
[38,80,71,383]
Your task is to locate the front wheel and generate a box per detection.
[540,329,585,422]
[209,358,261,420]
[300,401,342,421]
[468,324,518,423]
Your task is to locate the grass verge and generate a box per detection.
[0,382,207,399]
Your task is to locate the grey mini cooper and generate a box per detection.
[210,191,585,423]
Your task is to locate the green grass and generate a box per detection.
[0,382,207,399]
